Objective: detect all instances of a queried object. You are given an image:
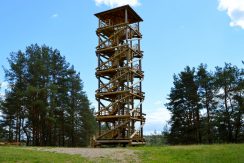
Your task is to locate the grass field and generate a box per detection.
[0,144,243,162]
[134,144,244,163]
[0,146,90,163]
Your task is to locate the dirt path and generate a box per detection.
[32,147,140,162]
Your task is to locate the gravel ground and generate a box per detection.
[32,147,140,162]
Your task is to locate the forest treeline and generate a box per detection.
[166,63,244,144]
[0,44,96,147]
[0,44,243,146]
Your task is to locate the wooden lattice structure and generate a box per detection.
[93,5,145,147]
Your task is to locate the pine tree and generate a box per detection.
[196,64,217,143]
[2,51,27,143]
[1,44,96,146]
[215,63,241,142]
[166,63,244,144]
[166,66,201,144]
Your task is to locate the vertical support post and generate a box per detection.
[125,8,128,23]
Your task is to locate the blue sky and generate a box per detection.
[0,0,243,134]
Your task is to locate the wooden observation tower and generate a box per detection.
[93,5,145,146]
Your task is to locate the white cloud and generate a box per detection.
[51,13,59,18]
[0,81,9,90]
[144,99,171,135]
[95,0,141,8]
[218,0,244,29]
[146,107,170,124]
[144,107,171,135]
[0,81,8,100]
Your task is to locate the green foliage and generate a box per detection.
[0,146,89,162]
[166,63,244,144]
[135,144,244,163]
[214,63,243,143]
[166,66,201,144]
[196,64,217,144]
[0,44,96,147]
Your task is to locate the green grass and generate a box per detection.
[0,144,244,163]
[0,146,89,163]
[134,144,244,163]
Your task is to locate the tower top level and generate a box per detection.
[95,5,143,25]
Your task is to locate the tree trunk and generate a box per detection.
[224,87,232,142]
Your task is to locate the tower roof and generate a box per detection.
[95,5,143,24]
